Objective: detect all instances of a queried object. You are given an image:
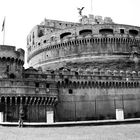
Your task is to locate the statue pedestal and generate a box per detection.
[0,112,3,123]
[46,110,54,123]
[116,109,124,120]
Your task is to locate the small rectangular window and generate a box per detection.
[46,83,50,88]
[120,29,124,34]
[69,89,73,94]
[35,82,39,88]
[6,65,10,72]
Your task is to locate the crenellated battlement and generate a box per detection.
[51,69,140,80]
[23,67,140,81]
[27,34,140,62]
[0,45,25,79]
[0,45,24,63]
[27,23,140,54]
[22,67,140,91]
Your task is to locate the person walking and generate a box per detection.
[18,105,24,127]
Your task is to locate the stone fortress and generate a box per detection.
[0,13,140,123]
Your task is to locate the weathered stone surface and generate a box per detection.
[27,17,140,71]
[1,16,140,123]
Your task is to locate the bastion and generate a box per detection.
[0,15,140,123]
[27,15,140,71]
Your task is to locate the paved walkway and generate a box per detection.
[1,118,140,127]
[1,123,140,140]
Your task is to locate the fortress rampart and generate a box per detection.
[0,45,25,79]
[27,22,140,70]
[0,45,24,63]
[2,15,137,122]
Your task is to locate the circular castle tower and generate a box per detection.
[26,15,140,122]
[27,15,140,72]
[0,45,24,122]
[0,45,24,78]
[0,45,58,123]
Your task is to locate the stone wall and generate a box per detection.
[0,45,24,78]
[56,86,140,121]
[27,23,140,70]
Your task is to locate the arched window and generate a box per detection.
[60,32,71,39]
[38,29,44,37]
[129,29,138,36]
[99,28,113,34]
[79,29,92,36]
[9,73,16,79]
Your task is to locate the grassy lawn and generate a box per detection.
[1,123,140,140]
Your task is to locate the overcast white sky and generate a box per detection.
[0,0,139,67]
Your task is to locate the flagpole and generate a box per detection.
[3,17,5,45]
[3,23,5,45]
[2,17,5,45]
